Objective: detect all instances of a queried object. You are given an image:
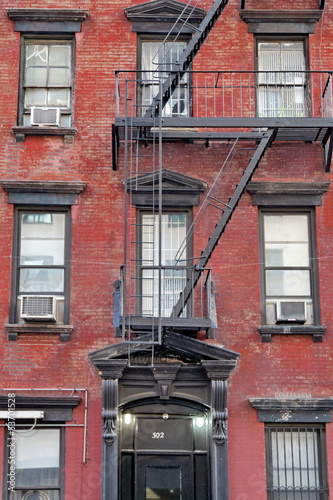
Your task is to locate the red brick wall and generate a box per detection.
[0,0,332,498]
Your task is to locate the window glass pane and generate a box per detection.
[264,215,310,268]
[49,67,70,86]
[25,67,48,87]
[49,45,71,66]
[20,213,65,265]
[14,428,60,487]
[266,270,311,296]
[48,89,70,107]
[26,45,48,66]
[142,214,187,266]
[142,268,186,316]
[9,491,60,500]
[25,88,48,107]
[19,268,64,293]
[264,214,308,242]
[146,466,181,499]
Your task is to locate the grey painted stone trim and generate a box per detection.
[249,397,333,423]
[240,9,322,33]
[7,9,89,22]
[247,181,330,206]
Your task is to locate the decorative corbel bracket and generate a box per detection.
[151,364,181,400]
[102,379,118,445]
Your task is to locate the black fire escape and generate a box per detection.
[113,0,332,353]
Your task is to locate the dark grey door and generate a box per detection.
[137,455,193,500]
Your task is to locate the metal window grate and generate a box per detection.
[266,426,328,500]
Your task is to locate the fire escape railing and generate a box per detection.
[115,70,333,119]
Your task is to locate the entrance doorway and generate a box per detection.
[120,405,209,500]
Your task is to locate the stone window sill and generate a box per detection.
[5,323,73,341]
[12,126,77,143]
[259,325,326,343]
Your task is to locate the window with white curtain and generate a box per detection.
[140,40,189,117]
[139,212,189,317]
[266,426,328,500]
[257,40,306,117]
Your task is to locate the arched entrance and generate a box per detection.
[90,330,240,500]
[120,401,210,499]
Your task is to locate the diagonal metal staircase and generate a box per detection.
[145,0,229,117]
[171,129,276,318]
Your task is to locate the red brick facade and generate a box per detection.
[0,0,333,499]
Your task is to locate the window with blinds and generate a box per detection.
[257,41,307,117]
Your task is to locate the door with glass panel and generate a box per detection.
[137,455,192,500]
[138,212,189,317]
[257,40,307,117]
[120,411,209,500]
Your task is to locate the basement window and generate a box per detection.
[266,425,328,500]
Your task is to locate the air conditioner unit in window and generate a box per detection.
[276,301,306,324]
[20,295,56,322]
[30,107,60,126]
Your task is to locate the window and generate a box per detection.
[138,211,190,316]
[11,208,70,324]
[266,425,328,500]
[6,427,63,500]
[140,39,189,117]
[257,40,307,117]
[20,38,73,127]
[260,210,317,325]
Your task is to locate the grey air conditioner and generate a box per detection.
[276,301,306,324]
[20,295,56,322]
[30,107,60,126]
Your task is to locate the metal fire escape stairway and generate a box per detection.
[114,0,333,350]
[145,0,230,118]
[171,129,275,319]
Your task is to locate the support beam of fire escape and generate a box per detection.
[145,0,229,118]
[171,129,276,318]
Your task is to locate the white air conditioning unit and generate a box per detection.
[20,295,57,322]
[276,301,306,324]
[30,107,60,126]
